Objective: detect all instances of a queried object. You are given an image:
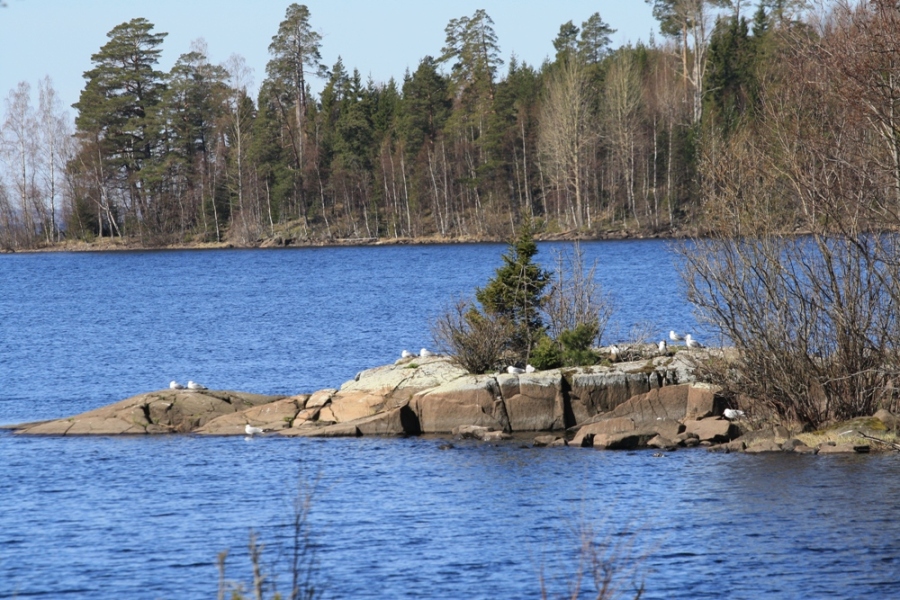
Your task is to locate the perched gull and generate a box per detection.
[245,424,264,436]
[684,334,702,349]
[420,348,434,357]
[187,380,208,390]
[507,365,525,374]
[658,340,667,353]
[169,380,185,390]
[401,349,413,358]
[723,408,745,420]
[609,345,620,361]
[669,330,684,342]
[525,364,536,373]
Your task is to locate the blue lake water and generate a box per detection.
[2,241,899,599]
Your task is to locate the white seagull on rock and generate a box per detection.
[723,408,745,420]
[507,365,525,374]
[245,423,264,436]
[169,380,185,390]
[684,334,702,349]
[187,380,207,391]
[658,340,667,353]
[669,330,684,342]
[401,349,413,358]
[525,364,536,373]
[420,348,434,357]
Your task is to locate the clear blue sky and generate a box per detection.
[0,0,659,121]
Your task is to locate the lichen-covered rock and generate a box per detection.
[341,356,467,409]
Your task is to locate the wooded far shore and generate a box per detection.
[4,2,888,252]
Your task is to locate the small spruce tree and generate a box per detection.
[475,220,550,360]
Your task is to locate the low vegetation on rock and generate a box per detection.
[432,221,613,374]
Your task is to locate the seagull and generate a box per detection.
[401,349,413,358]
[525,364,536,373]
[669,330,684,342]
[507,365,525,374]
[609,345,620,358]
[723,408,745,420]
[420,348,434,357]
[658,340,667,353]
[169,380,185,390]
[245,423,264,436]
[685,334,702,348]
[187,380,207,390]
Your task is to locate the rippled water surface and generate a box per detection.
[2,242,899,599]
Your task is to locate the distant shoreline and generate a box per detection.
[2,227,698,254]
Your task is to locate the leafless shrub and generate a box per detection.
[680,234,900,428]
[682,1,900,429]
[544,241,615,346]
[624,321,657,347]
[540,520,646,600]
[432,299,515,373]
[218,469,322,600]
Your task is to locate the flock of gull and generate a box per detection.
[668,330,703,348]
[401,348,435,358]
[165,332,713,440]
[169,380,207,391]
[400,330,705,376]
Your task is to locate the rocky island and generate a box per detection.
[11,350,898,455]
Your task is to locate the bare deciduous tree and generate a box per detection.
[604,51,643,227]
[539,58,598,229]
[681,0,900,427]
[544,241,614,346]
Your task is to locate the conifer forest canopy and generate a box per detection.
[2,1,899,249]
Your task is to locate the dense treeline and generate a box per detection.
[0,1,884,249]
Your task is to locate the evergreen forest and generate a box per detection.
[0,1,896,249]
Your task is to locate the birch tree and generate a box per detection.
[539,58,597,228]
[1,82,39,242]
[605,51,643,225]
[647,0,729,124]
